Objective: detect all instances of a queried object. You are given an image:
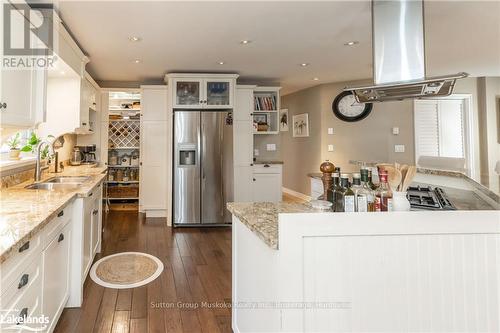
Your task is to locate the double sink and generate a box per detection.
[25,176,91,190]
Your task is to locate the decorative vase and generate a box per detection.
[392,191,411,211]
[9,149,21,160]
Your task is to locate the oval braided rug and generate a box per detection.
[90,252,163,289]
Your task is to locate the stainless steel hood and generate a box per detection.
[346,0,468,103]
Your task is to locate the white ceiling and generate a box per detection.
[58,1,500,95]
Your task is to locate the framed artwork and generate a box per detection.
[253,113,268,124]
[292,113,309,137]
[279,109,289,131]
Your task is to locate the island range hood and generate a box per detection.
[346,0,468,103]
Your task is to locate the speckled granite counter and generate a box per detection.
[0,165,107,263]
[227,202,321,249]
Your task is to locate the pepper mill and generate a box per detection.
[319,160,335,200]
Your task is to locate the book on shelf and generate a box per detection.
[254,95,277,111]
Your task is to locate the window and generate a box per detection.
[0,129,34,154]
[414,96,474,176]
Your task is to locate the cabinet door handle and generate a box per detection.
[17,308,28,325]
[19,241,30,253]
[82,122,87,126]
[0,102,6,109]
[253,178,256,182]
[264,164,270,168]
[92,209,99,215]
[250,163,253,166]
[57,210,64,217]
[18,274,29,289]
[58,233,64,242]
[89,192,93,197]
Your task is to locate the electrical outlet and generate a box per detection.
[394,144,405,153]
[328,128,334,135]
[254,149,259,156]
[266,144,276,151]
[392,127,400,135]
[327,144,334,152]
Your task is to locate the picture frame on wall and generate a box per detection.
[292,113,309,137]
[279,109,289,131]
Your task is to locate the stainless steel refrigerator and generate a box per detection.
[173,110,233,225]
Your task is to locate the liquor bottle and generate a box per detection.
[327,172,340,210]
[375,170,393,212]
[351,173,363,211]
[342,174,355,212]
[367,168,378,190]
[358,169,376,212]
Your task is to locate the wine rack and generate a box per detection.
[108,120,140,149]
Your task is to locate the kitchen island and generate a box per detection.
[228,197,500,332]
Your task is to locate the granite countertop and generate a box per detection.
[0,165,107,263]
[227,202,321,249]
[254,161,284,165]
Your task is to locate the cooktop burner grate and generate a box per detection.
[406,186,456,210]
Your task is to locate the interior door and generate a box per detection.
[200,112,226,223]
[174,111,201,224]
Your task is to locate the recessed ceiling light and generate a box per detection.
[133,59,141,64]
[218,61,225,65]
[128,36,142,42]
[344,41,359,46]
[300,63,310,67]
[312,77,319,81]
[240,40,252,44]
[60,71,65,75]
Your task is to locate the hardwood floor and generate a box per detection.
[54,211,232,333]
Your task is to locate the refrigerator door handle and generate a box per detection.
[220,118,224,217]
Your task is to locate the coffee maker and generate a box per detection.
[76,145,97,165]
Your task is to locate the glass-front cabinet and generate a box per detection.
[169,75,237,109]
[173,79,203,108]
[205,79,231,108]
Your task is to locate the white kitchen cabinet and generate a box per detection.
[252,164,283,203]
[68,182,102,308]
[76,74,99,134]
[233,166,254,202]
[90,194,101,255]
[0,2,47,129]
[167,74,238,109]
[42,222,71,333]
[139,85,169,217]
[233,121,254,167]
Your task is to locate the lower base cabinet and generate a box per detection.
[42,222,71,332]
[252,164,283,203]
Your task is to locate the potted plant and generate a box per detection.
[7,133,21,160]
[21,133,54,160]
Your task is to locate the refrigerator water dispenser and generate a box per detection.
[179,144,196,166]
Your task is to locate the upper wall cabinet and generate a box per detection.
[0,1,47,129]
[166,74,238,109]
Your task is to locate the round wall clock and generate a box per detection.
[332,91,373,122]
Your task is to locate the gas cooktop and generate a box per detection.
[407,186,456,211]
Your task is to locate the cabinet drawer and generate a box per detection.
[253,164,282,174]
[1,234,42,292]
[42,202,73,248]
[1,253,41,307]
[0,265,42,332]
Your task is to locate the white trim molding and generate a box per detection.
[282,187,311,201]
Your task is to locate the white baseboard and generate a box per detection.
[282,187,311,201]
[145,209,167,218]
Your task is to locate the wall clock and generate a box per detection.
[332,91,373,122]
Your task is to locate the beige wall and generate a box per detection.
[279,77,485,195]
[280,86,323,195]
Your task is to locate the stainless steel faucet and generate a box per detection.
[34,140,54,182]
